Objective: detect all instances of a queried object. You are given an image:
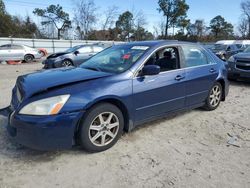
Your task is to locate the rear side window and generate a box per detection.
[0,44,11,49]
[11,45,24,49]
[93,46,104,53]
[182,46,209,68]
[78,46,92,53]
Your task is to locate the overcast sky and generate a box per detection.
[3,0,243,33]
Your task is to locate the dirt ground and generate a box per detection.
[0,63,249,188]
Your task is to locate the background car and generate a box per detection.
[211,43,240,61]
[7,41,229,152]
[42,44,108,69]
[227,46,250,80]
[0,44,42,62]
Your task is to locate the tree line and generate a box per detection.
[0,0,250,42]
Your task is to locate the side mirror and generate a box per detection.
[74,51,80,55]
[141,65,160,76]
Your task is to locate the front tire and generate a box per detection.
[62,59,73,67]
[204,82,222,111]
[79,103,124,152]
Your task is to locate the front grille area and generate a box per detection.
[236,60,250,63]
[236,65,250,71]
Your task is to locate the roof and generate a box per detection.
[119,40,198,48]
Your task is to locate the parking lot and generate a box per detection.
[0,63,250,188]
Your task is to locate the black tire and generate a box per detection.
[24,54,34,63]
[79,103,124,152]
[61,59,73,67]
[204,82,223,111]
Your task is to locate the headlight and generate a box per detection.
[228,56,235,62]
[19,95,70,115]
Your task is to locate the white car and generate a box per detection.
[0,44,43,62]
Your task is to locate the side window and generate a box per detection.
[182,46,209,68]
[0,44,11,49]
[78,46,92,53]
[93,46,104,53]
[11,45,23,50]
[144,47,180,72]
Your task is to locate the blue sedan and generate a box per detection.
[7,41,229,152]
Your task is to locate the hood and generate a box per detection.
[234,52,250,60]
[47,52,69,59]
[16,67,113,99]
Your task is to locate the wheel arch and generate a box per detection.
[216,78,226,101]
[24,53,35,59]
[75,97,131,137]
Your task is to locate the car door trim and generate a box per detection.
[136,95,186,111]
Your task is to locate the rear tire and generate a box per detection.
[24,54,34,63]
[204,82,222,111]
[79,103,124,152]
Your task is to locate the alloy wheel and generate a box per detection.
[62,60,72,67]
[88,112,119,147]
[209,85,222,107]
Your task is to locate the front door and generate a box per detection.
[132,46,186,124]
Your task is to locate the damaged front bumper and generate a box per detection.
[3,106,84,151]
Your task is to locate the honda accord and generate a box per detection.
[6,41,229,152]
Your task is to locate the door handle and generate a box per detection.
[175,75,185,81]
[210,68,216,73]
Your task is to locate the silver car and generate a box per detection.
[0,44,42,62]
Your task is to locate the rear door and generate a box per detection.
[181,45,218,107]
[10,45,25,60]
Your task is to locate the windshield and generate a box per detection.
[65,45,83,53]
[213,44,227,51]
[244,46,250,53]
[80,45,149,73]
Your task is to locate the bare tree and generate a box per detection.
[238,17,248,38]
[241,0,250,37]
[102,6,119,30]
[131,9,148,40]
[74,0,97,40]
[133,10,147,28]
[153,19,166,38]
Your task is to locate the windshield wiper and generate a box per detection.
[82,66,102,72]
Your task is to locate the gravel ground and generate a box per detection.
[0,63,250,188]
